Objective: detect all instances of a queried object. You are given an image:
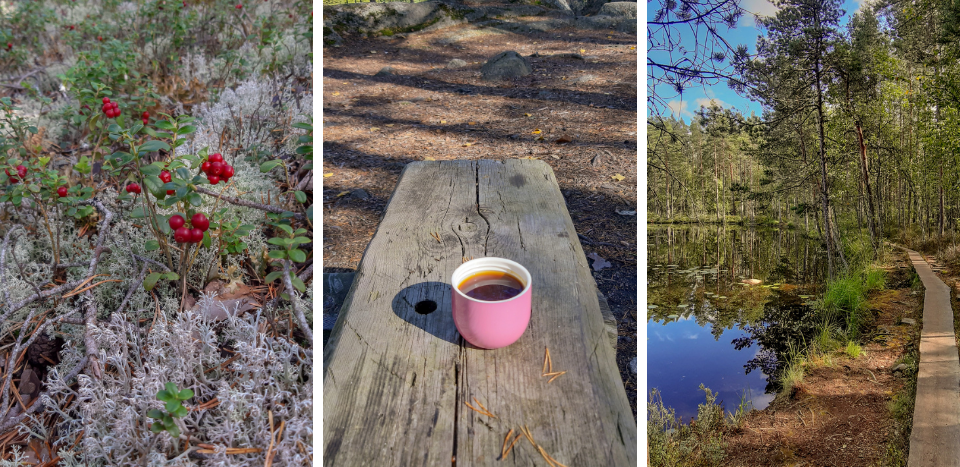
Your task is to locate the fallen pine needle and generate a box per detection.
[195,447,263,455]
[503,433,523,459]
[521,425,535,447]
[542,371,565,376]
[62,279,123,298]
[547,371,567,383]
[536,445,558,467]
[474,397,491,415]
[545,451,569,467]
[464,400,495,418]
[501,429,514,458]
[542,347,549,375]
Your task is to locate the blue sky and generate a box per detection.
[648,0,869,122]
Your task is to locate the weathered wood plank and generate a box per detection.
[323,160,636,466]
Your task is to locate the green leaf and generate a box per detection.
[163,272,180,281]
[259,160,283,173]
[292,122,312,130]
[165,400,181,413]
[144,175,163,195]
[148,409,165,419]
[108,123,121,133]
[140,164,161,176]
[288,249,306,263]
[139,140,170,153]
[131,206,147,218]
[267,237,286,246]
[268,250,287,259]
[292,236,311,245]
[173,405,188,418]
[202,231,211,248]
[156,389,172,402]
[154,120,175,131]
[144,272,162,291]
[294,190,307,203]
[276,224,294,235]
[28,184,39,193]
[178,388,194,400]
[265,271,284,283]
[177,125,197,135]
[291,275,306,293]
[144,239,160,251]
[166,424,180,439]
[187,192,202,206]
[295,145,311,155]
[150,422,164,433]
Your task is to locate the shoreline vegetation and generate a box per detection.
[648,231,926,466]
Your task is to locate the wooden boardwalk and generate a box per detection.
[903,247,960,467]
[322,160,636,466]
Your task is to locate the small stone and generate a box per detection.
[900,318,916,325]
[374,66,395,77]
[446,58,467,69]
[351,188,371,200]
[481,51,532,81]
[892,363,907,373]
[630,356,637,375]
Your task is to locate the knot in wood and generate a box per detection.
[458,222,478,232]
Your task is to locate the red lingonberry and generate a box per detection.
[8,177,17,184]
[222,165,235,179]
[15,165,26,179]
[209,153,223,163]
[207,175,220,185]
[142,111,149,119]
[191,213,210,232]
[189,228,204,243]
[57,186,68,198]
[142,118,149,125]
[159,170,172,183]
[6,43,11,50]
[236,4,242,9]
[111,102,118,109]
[126,183,141,194]
[200,161,211,173]
[209,161,224,176]
[98,36,102,41]
[167,189,175,195]
[102,97,110,104]
[168,214,185,229]
[174,227,190,243]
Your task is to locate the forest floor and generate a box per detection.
[321,7,638,416]
[720,250,921,466]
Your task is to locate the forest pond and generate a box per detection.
[648,225,826,421]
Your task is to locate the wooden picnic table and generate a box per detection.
[322,159,636,466]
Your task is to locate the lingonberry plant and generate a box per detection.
[0,0,312,462]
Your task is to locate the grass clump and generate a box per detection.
[648,385,729,467]
[845,341,863,358]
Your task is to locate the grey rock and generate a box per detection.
[597,2,637,18]
[351,188,371,200]
[323,27,344,48]
[901,317,917,325]
[617,18,637,34]
[323,1,463,36]
[481,51,532,81]
[537,90,559,99]
[374,66,395,77]
[575,16,623,30]
[446,58,468,69]
[573,74,596,84]
[892,363,908,373]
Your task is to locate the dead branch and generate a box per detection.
[194,187,305,221]
[282,259,312,343]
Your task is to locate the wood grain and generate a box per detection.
[323,160,636,466]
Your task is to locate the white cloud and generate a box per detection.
[695,97,730,109]
[667,99,692,119]
[739,0,779,27]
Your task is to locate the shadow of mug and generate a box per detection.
[391,281,462,345]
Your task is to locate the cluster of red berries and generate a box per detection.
[169,213,209,244]
[141,111,150,126]
[5,165,26,184]
[200,153,234,185]
[125,182,141,194]
[102,97,121,119]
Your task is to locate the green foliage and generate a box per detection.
[648,386,728,467]
[148,382,194,439]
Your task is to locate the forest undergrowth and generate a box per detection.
[0,0,313,464]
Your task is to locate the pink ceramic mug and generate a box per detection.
[451,257,532,349]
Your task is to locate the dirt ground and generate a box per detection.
[721,254,922,466]
[321,8,638,416]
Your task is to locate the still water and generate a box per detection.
[647,225,825,421]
